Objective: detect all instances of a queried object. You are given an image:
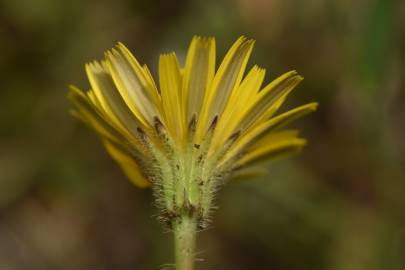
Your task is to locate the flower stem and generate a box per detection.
[173,214,197,270]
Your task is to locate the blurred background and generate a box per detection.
[1,0,404,269]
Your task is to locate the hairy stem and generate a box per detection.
[173,214,197,270]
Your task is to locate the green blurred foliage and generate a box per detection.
[1,0,404,269]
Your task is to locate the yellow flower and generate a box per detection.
[69,36,317,225]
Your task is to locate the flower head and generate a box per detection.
[69,36,317,227]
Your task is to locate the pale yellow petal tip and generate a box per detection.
[239,36,256,49]
[127,173,151,188]
[189,36,216,53]
[67,85,84,98]
[192,35,215,41]
[236,35,248,43]
[69,109,82,119]
[296,138,308,146]
[116,41,131,53]
[237,138,308,167]
[160,52,177,59]
[116,41,126,47]
[104,46,125,62]
[284,70,299,77]
[68,84,80,91]
[115,42,142,64]
[309,102,319,111]
[85,61,103,72]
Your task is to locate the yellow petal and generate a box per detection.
[103,140,150,188]
[142,63,159,94]
[238,71,303,131]
[86,89,103,109]
[85,61,142,136]
[235,130,306,167]
[70,84,148,154]
[182,36,216,123]
[260,102,318,131]
[68,86,123,144]
[221,102,317,164]
[159,53,186,142]
[209,65,265,153]
[195,36,255,143]
[105,43,162,127]
[117,43,162,104]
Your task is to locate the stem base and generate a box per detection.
[173,215,197,270]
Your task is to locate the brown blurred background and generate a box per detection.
[1,0,405,269]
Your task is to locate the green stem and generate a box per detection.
[173,214,197,270]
